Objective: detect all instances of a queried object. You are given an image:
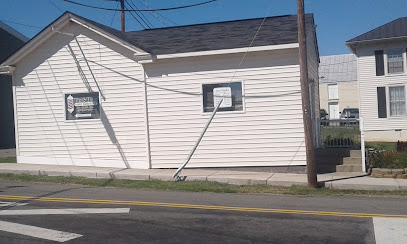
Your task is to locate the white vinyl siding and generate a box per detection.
[145,50,306,168]
[13,23,148,168]
[357,44,407,134]
[328,84,338,100]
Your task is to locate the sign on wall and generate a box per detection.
[213,87,232,108]
[65,92,100,120]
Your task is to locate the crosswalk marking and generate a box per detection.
[373,217,407,244]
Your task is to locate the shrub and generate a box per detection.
[397,141,407,152]
[369,150,407,169]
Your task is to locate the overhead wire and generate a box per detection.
[134,0,167,27]
[0,19,43,29]
[127,0,154,28]
[110,1,120,27]
[125,0,153,29]
[48,0,63,12]
[61,0,217,12]
[125,5,148,29]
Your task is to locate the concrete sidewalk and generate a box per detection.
[0,163,406,191]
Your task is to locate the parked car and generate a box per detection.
[340,108,359,125]
[340,108,359,119]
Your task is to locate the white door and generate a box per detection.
[329,102,339,119]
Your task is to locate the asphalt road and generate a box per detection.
[0,181,406,243]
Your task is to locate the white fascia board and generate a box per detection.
[1,14,71,66]
[155,43,299,60]
[69,17,148,55]
[346,35,407,53]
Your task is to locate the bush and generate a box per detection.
[369,150,407,169]
[397,141,407,152]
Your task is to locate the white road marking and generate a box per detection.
[0,220,82,242]
[0,208,130,215]
[373,218,407,244]
[0,201,28,207]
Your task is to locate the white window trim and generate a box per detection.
[327,83,339,100]
[386,85,407,118]
[385,48,405,76]
[63,92,102,123]
[200,80,246,115]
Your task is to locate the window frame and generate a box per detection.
[387,85,406,117]
[200,81,245,115]
[64,91,102,122]
[327,83,339,100]
[385,49,405,75]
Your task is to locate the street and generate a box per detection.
[0,181,406,243]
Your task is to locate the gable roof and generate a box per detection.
[319,54,357,84]
[2,11,316,67]
[347,17,407,44]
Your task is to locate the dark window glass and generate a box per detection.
[202,82,243,112]
[65,92,100,120]
[387,49,404,74]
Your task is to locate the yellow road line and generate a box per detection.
[0,194,406,219]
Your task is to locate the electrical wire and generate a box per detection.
[125,0,152,29]
[0,19,43,29]
[135,0,167,27]
[61,0,217,12]
[110,1,120,27]
[48,0,63,12]
[125,5,148,29]
[127,0,154,28]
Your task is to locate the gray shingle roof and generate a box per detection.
[347,17,407,43]
[0,21,27,63]
[319,54,357,83]
[73,12,314,55]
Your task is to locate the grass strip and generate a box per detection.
[0,157,16,163]
[0,173,406,197]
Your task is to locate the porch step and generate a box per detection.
[336,164,362,172]
[343,157,362,165]
[350,150,362,158]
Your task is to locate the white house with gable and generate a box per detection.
[0,12,320,172]
[347,17,407,141]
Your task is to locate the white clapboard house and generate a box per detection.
[0,12,319,171]
[346,17,407,141]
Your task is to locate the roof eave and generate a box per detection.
[154,43,299,60]
[346,35,407,53]
[1,12,150,67]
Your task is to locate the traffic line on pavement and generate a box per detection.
[373,217,407,244]
[1,194,407,219]
[0,208,130,215]
[0,220,82,242]
[0,201,28,207]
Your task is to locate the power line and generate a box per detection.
[125,5,148,29]
[110,1,120,27]
[61,0,217,12]
[48,0,63,12]
[125,0,152,29]
[0,19,43,29]
[127,0,154,28]
[135,0,170,27]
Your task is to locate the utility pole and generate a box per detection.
[297,0,317,188]
[120,0,125,32]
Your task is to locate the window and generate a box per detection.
[65,92,100,120]
[387,49,404,74]
[328,84,338,100]
[202,82,243,113]
[389,86,406,116]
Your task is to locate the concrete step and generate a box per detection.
[336,164,363,172]
[343,157,362,165]
[350,150,362,158]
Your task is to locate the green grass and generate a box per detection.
[0,173,407,197]
[0,157,16,163]
[365,141,397,150]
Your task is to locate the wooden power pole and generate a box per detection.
[120,0,125,32]
[297,0,318,188]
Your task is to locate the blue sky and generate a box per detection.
[1,0,406,56]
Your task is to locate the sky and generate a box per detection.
[0,0,406,56]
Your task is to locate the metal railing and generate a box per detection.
[319,119,361,149]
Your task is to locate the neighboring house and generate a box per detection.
[319,54,358,119]
[347,17,407,142]
[0,12,319,171]
[0,21,28,149]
